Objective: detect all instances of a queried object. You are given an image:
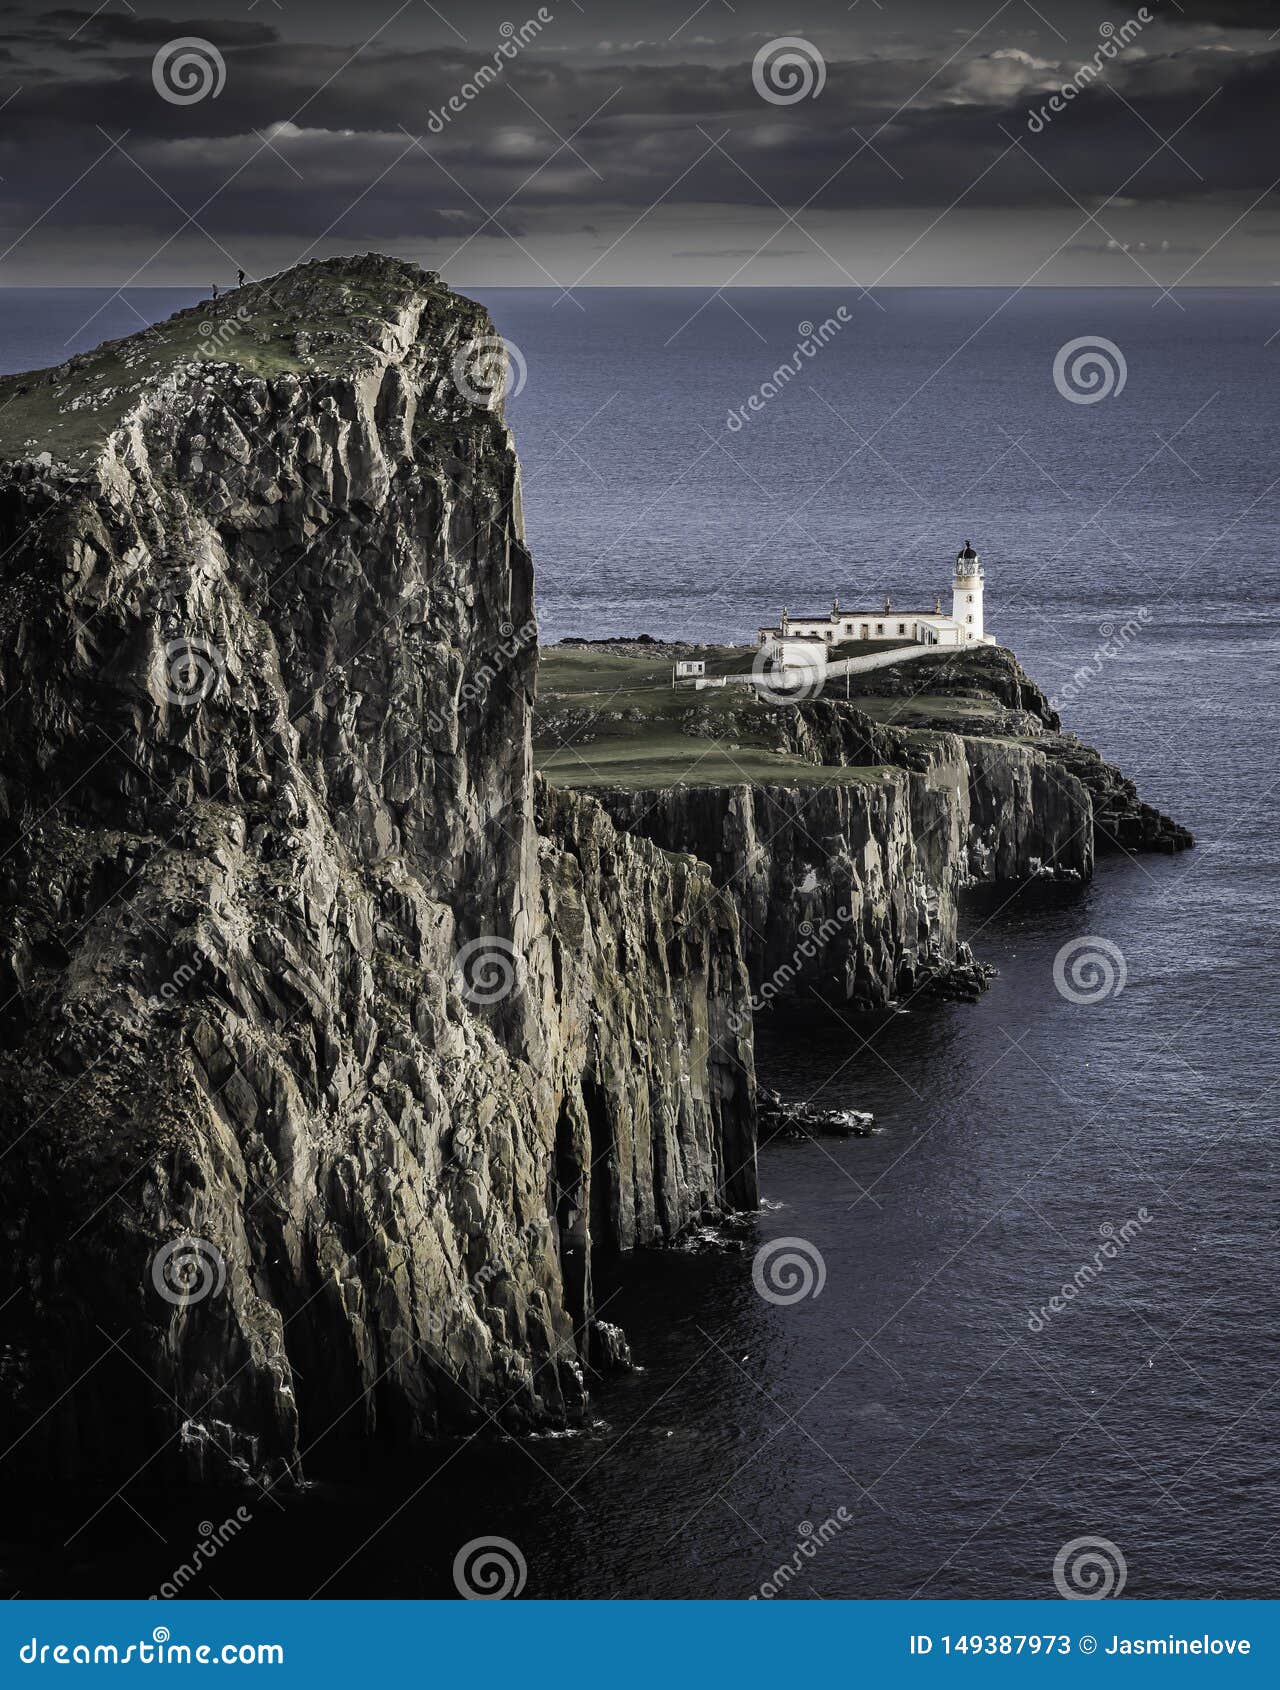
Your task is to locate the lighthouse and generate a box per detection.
[755,539,992,650]
[952,540,984,642]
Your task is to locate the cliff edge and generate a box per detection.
[535,640,1191,1012]
[0,257,755,1486]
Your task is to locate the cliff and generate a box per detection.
[535,642,1191,1013]
[0,258,755,1485]
[837,645,1192,859]
[0,257,1192,1490]
[596,752,987,1011]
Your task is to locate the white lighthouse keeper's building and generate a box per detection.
[757,541,995,651]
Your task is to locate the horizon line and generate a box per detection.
[0,281,1273,292]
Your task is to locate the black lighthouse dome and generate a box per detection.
[955,539,983,576]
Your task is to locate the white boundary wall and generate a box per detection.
[720,642,943,690]
[824,644,939,679]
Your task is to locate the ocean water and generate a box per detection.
[3,287,1278,1600]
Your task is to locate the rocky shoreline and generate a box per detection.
[536,642,1190,1018]
[0,257,1191,1488]
[0,258,754,1486]
[758,1089,875,1141]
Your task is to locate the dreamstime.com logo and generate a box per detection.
[752,1237,826,1305]
[122,943,212,1039]
[1053,1535,1128,1599]
[19,1627,283,1666]
[150,1508,254,1599]
[751,1509,853,1599]
[1050,609,1151,710]
[725,310,852,431]
[752,37,826,105]
[152,39,226,105]
[1053,336,1127,405]
[424,618,538,736]
[453,1536,527,1599]
[728,906,853,1032]
[150,1237,227,1307]
[1053,937,1127,1004]
[197,300,254,360]
[1026,12,1153,135]
[1026,1210,1153,1333]
[425,10,555,133]
[451,334,528,407]
[453,935,525,1006]
[402,1220,558,1350]
[161,636,226,706]
[750,642,826,705]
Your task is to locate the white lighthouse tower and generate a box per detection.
[952,540,985,642]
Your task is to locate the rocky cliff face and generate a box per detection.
[549,649,1188,1016]
[840,646,1192,859]
[597,751,984,1012]
[0,256,1192,1488]
[0,257,754,1485]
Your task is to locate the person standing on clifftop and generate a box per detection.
[211,282,220,300]
[237,268,245,287]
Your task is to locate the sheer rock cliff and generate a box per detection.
[0,255,1190,1488]
[0,257,755,1485]
[538,648,1190,1013]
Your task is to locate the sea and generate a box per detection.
[2,286,1277,1600]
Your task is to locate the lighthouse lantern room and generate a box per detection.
[951,540,985,642]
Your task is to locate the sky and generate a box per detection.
[0,0,1276,288]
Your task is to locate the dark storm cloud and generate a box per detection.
[17,9,279,51]
[0,0,1274,276]
[3,38,1274,196]
[1161,0,1280,24]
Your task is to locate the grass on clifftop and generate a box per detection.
[534,640,1021,791]
[537,642,792,789]
[535,641,890,791]
[542,635,917,693]
[539,734,887,791]
[0,257,452,465]
[540,643,752,693]
[849,694,1002,726]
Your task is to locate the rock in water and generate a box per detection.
[757,1088,874,1140]
[0,256,756,1484]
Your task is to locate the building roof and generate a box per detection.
[771,609,954,624]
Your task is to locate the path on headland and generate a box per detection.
[708,642,938,691]
[823,643,936,679]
